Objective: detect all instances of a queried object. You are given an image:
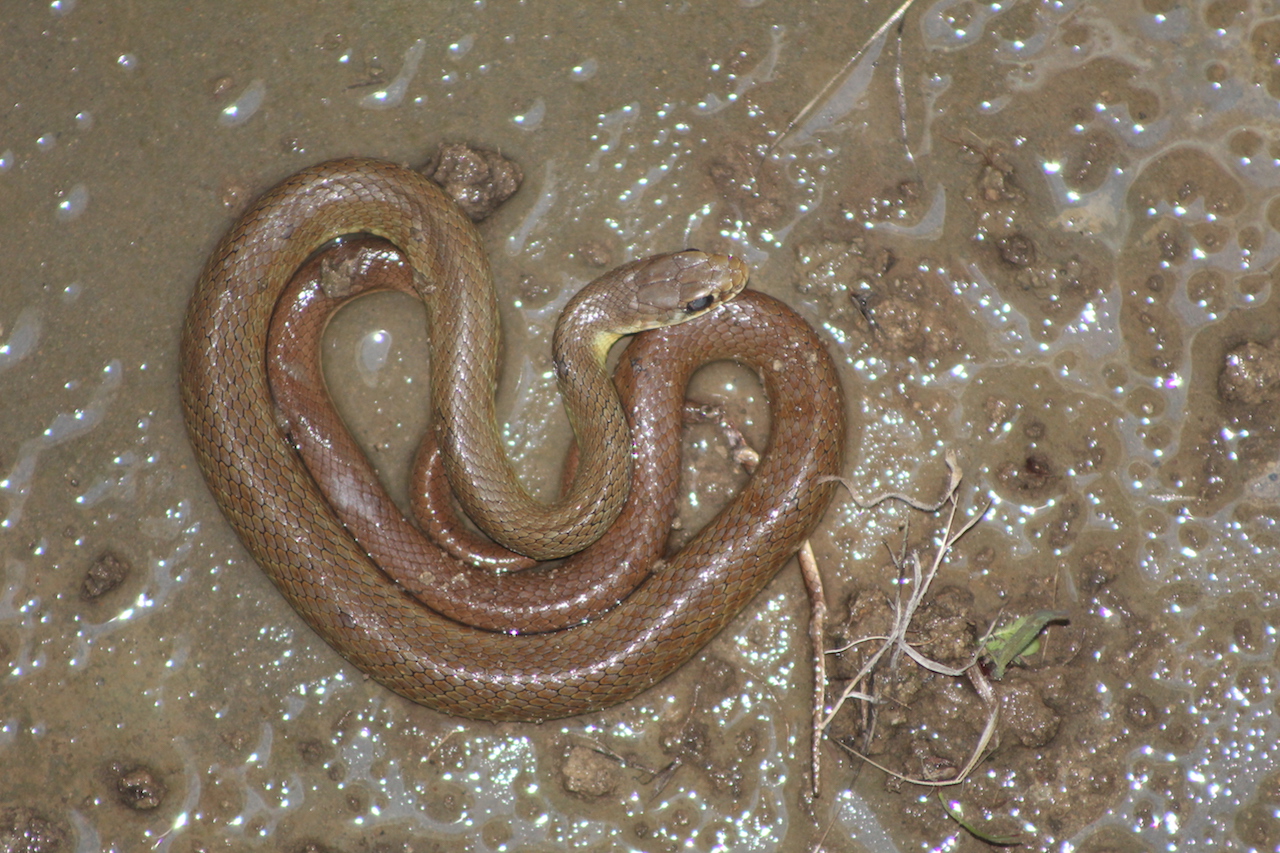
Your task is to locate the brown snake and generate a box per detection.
[180,158,846,720]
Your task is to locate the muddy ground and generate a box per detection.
[1,2,1277,851]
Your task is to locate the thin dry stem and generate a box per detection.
[798,540,827,798]
[770,0,920,154]
[820,457,1000,792]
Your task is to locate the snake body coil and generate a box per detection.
[179,158,846,721]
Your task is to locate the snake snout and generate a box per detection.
[715,254,750,302]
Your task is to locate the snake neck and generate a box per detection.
[551,300,627,434]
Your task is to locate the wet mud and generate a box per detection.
[2,2,1277,851]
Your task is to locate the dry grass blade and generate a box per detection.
[818,456,1007,801]
[770,0,919,153]
[798,541,827,799]
[831,628,1001,790]
[820,455,980,729]
[820,449,963,512]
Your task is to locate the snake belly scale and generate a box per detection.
[179,157,846,721]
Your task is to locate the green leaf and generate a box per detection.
[980,610,1069,680]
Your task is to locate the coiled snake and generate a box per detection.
[179,158,846,721]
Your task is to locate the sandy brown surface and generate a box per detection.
[1,2,1277,850]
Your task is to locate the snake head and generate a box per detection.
[628,250,749,331]
[559,249,750,365]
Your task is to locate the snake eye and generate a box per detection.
[684,294,714,314]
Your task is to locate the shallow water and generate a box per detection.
[3,1,1279,851]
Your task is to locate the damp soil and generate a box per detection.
[2,2,1278,852]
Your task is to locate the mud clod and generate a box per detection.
[572,240,614,268]
[997,233,1037,268]
[1219,340,1280,404]
[997,453,1059,498]
[81,551,129,601]
[560,746,619,799]
[999,679,1062,747]
[112,764,167,811]
[1078,548,1117,592]
[422,143,522,222]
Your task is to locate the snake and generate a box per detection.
[179,157,847,721]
